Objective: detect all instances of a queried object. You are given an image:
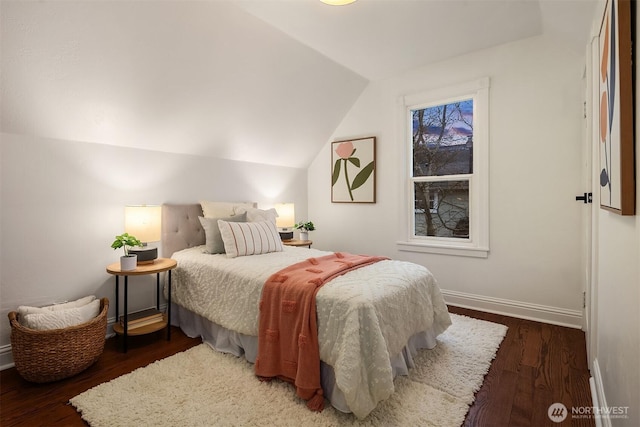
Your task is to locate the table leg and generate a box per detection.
[115,275,119,326]
[156,272,160,310]
[167,270,172,341]
[123,276,128,353]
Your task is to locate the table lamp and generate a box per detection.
[125,205,162,264]
[275,203,295,241]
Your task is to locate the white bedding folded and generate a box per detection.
[18,295,97,316]
[18,296,100,330]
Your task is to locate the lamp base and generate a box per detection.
[279,231,293,241]
[129,247,158,264]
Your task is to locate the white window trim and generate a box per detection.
[397,77,490,258]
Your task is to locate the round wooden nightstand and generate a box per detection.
[106,258,177,352]
[283,239,313,248]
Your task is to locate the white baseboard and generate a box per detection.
[590,358,611,427]
[0,344,15,371]
[590,377,605,427]
[442,289,583,328]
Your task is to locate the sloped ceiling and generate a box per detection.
[239,0,597,81]
[239,0,543,81]
[1,0,596,168]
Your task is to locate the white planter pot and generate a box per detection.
[299,231,309,241]
[120,255,138,271]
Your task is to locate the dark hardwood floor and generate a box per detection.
[451,307,594,427]
[1,308,593,426]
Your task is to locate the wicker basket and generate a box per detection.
[8,297,109,383]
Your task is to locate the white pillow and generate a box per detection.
[217,220,283,258]
[20,299,101,330]
[237,207,278,224]
[17,295,97,317]
[200,201,256,218]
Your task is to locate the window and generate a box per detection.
[398,78,489,257]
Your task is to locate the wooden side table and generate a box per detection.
[106,258,177,352]
[283,239,313,248]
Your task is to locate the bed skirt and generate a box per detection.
[170,302,440,413]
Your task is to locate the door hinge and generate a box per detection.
[575,192,593,204]
[583,291,586,308]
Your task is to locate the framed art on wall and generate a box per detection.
[331,136,376,203]
[598,0,635,215]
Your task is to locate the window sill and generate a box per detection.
[396,241,489,258]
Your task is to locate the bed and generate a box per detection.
[162,203,452,419]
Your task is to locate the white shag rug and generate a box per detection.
[70,314,507,427]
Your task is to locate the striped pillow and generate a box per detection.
[217,220,283,258]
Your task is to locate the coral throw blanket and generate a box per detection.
[255,252,388,411]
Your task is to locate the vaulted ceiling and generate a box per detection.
[1,0,597,168]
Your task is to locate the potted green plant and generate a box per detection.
[294,221,315,241]
[111,233,143,271]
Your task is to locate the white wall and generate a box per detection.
[0,133,307,367]
[308,33,587,326]
[589,2,640,424]
[594,205,640,425]
[0,1,367,169]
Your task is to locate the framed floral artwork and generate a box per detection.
[598,0,635,215]
[331,136,376,203]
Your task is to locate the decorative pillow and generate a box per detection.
[198,212,247,254]
[200,201,256,218]
[20,299,101,330]
[17,295,97,317]
[236,207,278,224]
[217,220,283,258]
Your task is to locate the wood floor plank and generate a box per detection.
[509,364,536,427]
[521,320,542,368]
[1,309,594,426]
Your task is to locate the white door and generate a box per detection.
[583,36,600,368]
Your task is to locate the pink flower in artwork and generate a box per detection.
[335,142,354,159]
[332,138,375,202]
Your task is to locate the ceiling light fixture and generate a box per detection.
[320,0,357,5]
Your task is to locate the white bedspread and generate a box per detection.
[170,246,452,419]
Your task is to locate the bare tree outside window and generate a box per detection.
[412,99,473,238]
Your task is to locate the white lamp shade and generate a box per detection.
[125,205,162,243]
[320,0,357,5]
[275,203,295,229]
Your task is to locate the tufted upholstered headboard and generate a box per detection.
[161,204,205,258]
